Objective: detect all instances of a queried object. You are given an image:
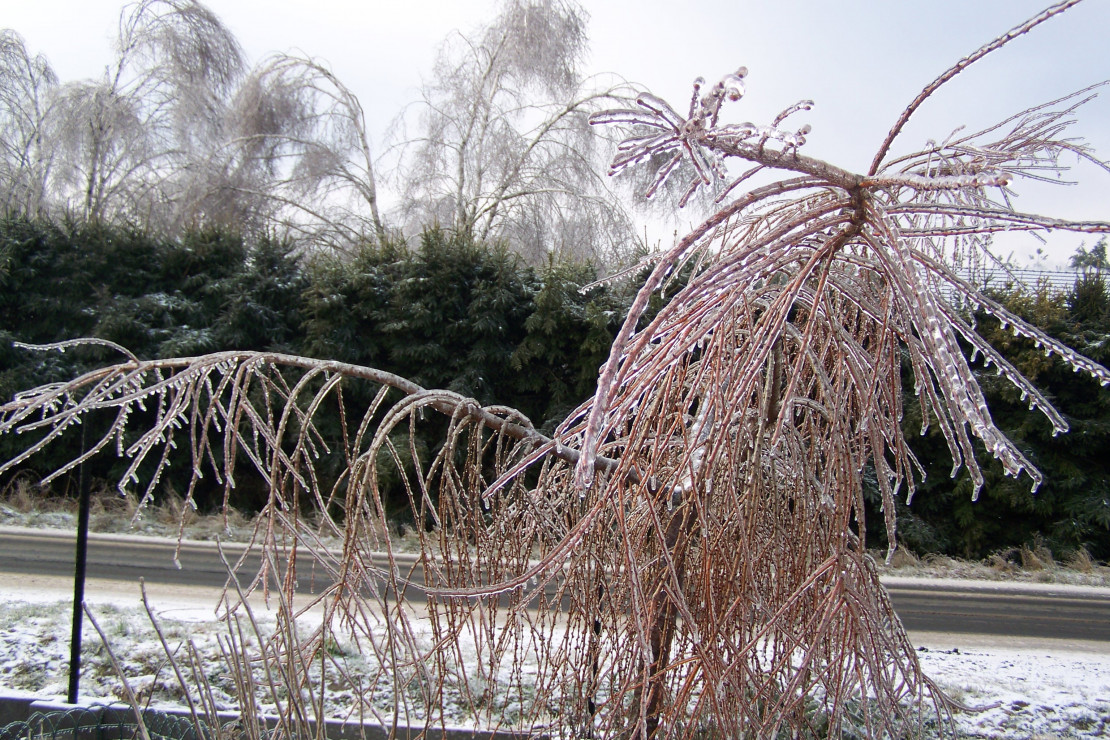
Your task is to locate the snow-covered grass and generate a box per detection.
[872,545,1110,590]
[0,480,261,544]
[1,585,1108,739]
[0,589,498,731]
[915,642,1110,739]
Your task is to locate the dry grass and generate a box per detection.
[0,476,254,541]
[875,547,1110,588]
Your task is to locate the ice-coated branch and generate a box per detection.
[868,0,1087,175]
[582,45,1110,497]
[0,344,635,504]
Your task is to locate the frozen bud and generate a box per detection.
[721,73,746,101]
[797,124,812,135]
[693,76,706,88]
[735,66,749,79]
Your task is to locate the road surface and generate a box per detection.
[2,525,1108,641]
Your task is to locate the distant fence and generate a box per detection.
[937,268,1084,301]
[971,268,1082,294]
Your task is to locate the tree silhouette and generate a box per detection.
[1070,236,1109,276]
[3,2,1110,738]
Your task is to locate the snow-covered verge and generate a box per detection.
[0,586,497,731]
[872,546,1110,590]
[914,642,1110,739]
[1,580,1108,740]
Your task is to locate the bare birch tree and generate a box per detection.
[2,2,381,244]
[44,0,245,228]
[215,53,388,253]
[3,2,1110,739]
[0,30,57,217]
[391,0,639,265]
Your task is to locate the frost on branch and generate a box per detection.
[581,69,1110,501]
[590,68,814,206]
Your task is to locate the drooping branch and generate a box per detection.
[0,344,630,501]
[579,54,1110,493]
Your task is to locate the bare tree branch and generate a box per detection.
[868,0,1086,176]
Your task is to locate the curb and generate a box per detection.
[0,694,533,740]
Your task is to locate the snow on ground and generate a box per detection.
[0,573,541,731]
[912,635,1110,739]
[1,573,1108,738]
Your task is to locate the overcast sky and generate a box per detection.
[5,0,1109,265]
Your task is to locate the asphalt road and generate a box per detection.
[2,525,1108,641]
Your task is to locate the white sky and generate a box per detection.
[4,0,1109,266]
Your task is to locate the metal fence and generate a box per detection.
[973,268,1081,294]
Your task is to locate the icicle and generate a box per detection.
[971,478,984,501]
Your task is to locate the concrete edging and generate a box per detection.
[0,694,532,740]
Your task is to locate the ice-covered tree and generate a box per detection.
[2,2,1109,738]
[47,0,245,226]
[0,30,57,217]
[390,0,639,265]
[216,53,389,253]
[0,1,260,233]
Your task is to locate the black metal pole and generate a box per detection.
[67,424,90,704]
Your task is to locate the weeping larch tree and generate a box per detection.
[3,2,1110,738]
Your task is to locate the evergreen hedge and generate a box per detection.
[2,214,1108,559]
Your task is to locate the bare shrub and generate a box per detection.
[1066,547,1095,573]
[2,4,1109,739]
[1,473,58,514]
[989,548,1021,573]
[889,548,922,569]
[1020,545,1046,571]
